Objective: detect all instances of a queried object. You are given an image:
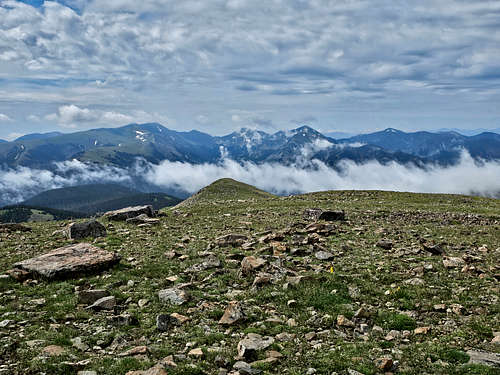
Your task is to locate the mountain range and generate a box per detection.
[1,123,499,170]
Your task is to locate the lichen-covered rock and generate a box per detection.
[303,208,345,221]
[104,205,154,221]
[12,243,120,280]
[65,220,106,240]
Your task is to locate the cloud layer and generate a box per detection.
[0,0,499,137]
[1,152,499,206]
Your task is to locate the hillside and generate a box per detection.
[0,205,85,223]
[177,178,275,207]
[21,184,181,214]
[0,181,499,374]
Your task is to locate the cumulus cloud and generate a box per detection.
[44,105,171,128]
[1,0,500,137]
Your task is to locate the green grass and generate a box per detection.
[0,185,499,375]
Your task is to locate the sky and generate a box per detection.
[0,0,499,140]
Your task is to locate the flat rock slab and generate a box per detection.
[12,243,120,280]
[467,350,500,367]
[104,205,154,221]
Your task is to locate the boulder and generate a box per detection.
[126,214,160,225]
[12,243,120,280]
[77,289,109,304]
[65,220,106,240]
[86,296,116,311]
[241,256,266,275]
[216,233,248,247]
[104,205,154,221]
[219,301,245,325]
[158,288,189,305]
[303,209,345,221]
[237,333,274,360]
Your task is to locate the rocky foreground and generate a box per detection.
[0,183,499,375]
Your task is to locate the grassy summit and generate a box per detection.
[0,182,499,375]
[177,178,274,207]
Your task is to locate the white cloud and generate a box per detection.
[144,151,500,197]
[5,132,24,141]
[44,104,170,128]
[0,113,12,121]
[1,151,499,205]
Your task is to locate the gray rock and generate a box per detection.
[12,243,120,280]
[233,361,261,375]
[467,350,500,367]
[156,314,173,331]
[71,337,89,351]
[303,209,345,221]
[104,205,154,221]
[66,220,106,240]
[315,251,334,260]
[86,296,116,311]
[216,233,248,247]
[0,319,13,328]
[77,289,109,305]
[158,288,189,305]
[125,214,160,225]
[77,371,98,375]
[237,333,274,360]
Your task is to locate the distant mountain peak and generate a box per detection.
[383,128,402,134]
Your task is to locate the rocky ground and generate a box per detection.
[0,180,499,375]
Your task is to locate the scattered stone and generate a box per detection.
[219,301,245,325]
[404,277,425,286]
[433,304,446,312]
[188,348,204,358]
[467,350,500,367]
[443,257,465,268]
[170,313,190,325]
[241,256,266,275]
[385,330,401,341]
[71,337,89,351]
[337,315,355,327]
[374,357,393,371]
[303,209,345,221]
[119,345,148,357]
[126,366,168,375]
[12,243,120,280]
[77,371,97,375]
[420,241,444,255]
[237,333,274,360]
[86,296,116,311]
[158,288,189,305]
[157,313,180,331]
[0,319,13,328]
[252,272,272,288]
[414,326,431,335]
[77,289,109,305]
[65,220,106,240]
[233,361,260,375]
[111,314,139,326]
[138,298,149,308]
[42,345,66,357]
[104,205,154,221]
[216,233,248,247]
[315,250,334,260]
[126,214,160,225]
[376,240,393,250]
